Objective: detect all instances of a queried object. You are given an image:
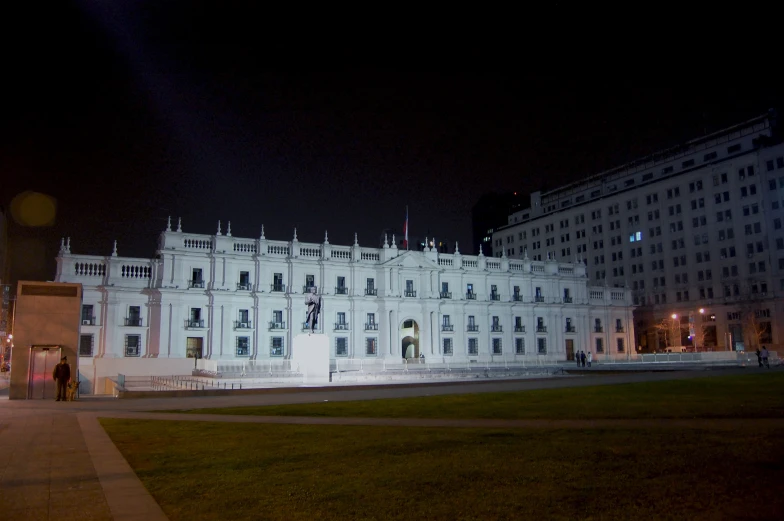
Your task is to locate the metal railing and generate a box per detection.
[270,284,286,292]
[365,288,377,296]
[334,323,349,330]
[335,287,348,295]
[237,282,252,290]
[186,319,205,328]
[124,317,143,326]
[440,291,452,299]
[189,280,205,289]
[404,290,417,297]
[234,321,252,329]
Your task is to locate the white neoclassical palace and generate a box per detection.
[55,219,635,391]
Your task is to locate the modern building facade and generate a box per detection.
[54,220,634,392]
[492,110,783,353]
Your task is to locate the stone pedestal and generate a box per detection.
[292,334,330,384]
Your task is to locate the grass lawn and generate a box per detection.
[101,418,784,521]
[176,371,784,420]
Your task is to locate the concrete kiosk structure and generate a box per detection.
[9,281,81,400]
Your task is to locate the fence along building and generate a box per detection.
[55,220,634,392]
[492,110,784,353]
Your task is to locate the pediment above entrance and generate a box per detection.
[380,250,439,270]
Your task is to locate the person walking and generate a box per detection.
[576,351,581,366]
[755,348,762,367]
[587,351,592,368]
[52,356,71,402]
[760,346,770,369]
[580,350,586,367]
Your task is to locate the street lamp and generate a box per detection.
[670,314,678,350]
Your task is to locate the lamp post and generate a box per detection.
[671,314,678,350]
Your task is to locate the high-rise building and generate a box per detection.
[471,191,525,255]
[492,110,783,353]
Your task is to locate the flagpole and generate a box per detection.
[405,205,409,250]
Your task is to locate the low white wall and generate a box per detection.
[80,357,195,395]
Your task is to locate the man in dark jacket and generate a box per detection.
[52,356,71,401]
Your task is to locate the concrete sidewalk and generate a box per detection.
[0,367,773,520]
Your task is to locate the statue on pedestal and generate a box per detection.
[305,286,322,334]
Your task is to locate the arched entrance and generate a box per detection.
[401,319,420,359]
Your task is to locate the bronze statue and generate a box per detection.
[305,286,322,334]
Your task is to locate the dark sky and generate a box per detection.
[2,2,781,283]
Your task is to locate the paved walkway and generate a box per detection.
[0,367,775,520]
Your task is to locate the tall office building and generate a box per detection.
[492,110,783,353]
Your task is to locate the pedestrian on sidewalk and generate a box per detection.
[756,348,762,367]
[52,356,71,401]
[761,346,770,368]
[587,351,592,367]
[580,350,586,367]
[576,351,581,366]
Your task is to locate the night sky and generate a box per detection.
[3,2,781,284]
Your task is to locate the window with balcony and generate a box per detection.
[365,313,377,330]
[491,316,502,332]
[486,284,498,301]
[303,274,316,294]
[236,336,250,357]
[466,283,475,299]
[513,285,521,301]
[190,268,204,288]
[565,317,575,333]
[365,278,376,296]
[616,318,624,332]
[336,337,348,356]
[125,334,141,357]
[404,280,416,297]
[125,306,142,327]
[537,317,546,333]
[535,287,544,302]
[81,304,95,326]
[272,273,285,292]
[442,315,453,332]
[238,271,251,290]
[440,281,451,299]
[336,276,347,294]
[594,318,603,333]
[270,310,285,329]
[335,312,348,330]
[514,316,524,332]
[235,309,251,329]
[187,308,203,328]
[467,315,478,332]
[563,288,572,303]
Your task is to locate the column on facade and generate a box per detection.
[105,290,121,357]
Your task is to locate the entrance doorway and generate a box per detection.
[28,345,62,399]
[401,319,420,359]
[565,339,575,361]
[186,337,203,358]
